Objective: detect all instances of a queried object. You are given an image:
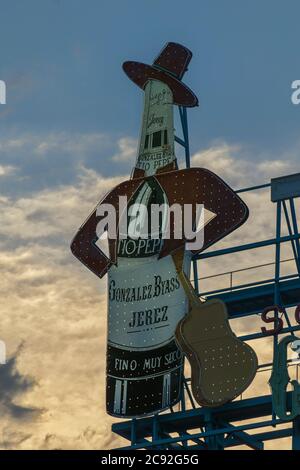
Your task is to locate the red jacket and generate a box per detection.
[71,167,248,278]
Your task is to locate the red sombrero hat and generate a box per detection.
[123,42,198,107]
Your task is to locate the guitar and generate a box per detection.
[172,249,258,407]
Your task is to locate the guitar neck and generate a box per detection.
[172,249,200,308]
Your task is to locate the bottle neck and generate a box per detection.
[135,80,176,176]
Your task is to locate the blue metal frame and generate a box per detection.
[112,107,300,450]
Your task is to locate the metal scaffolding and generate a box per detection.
[112,107,300,450]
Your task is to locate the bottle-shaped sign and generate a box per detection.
[71,43,251,419]
[106,80,190,417]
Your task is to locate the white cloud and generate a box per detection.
[0,137,299,449]
[0,162,130,449]
[0,165,125,241]
[0,165,17,177]
[191,140,300,189]
[0,132,110,158]
[112,137,137,162]
[257,159,294,176]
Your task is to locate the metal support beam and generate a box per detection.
[223,424,264,450]
[194,233,300,260]
[117,418,285,450]
[186,427,292,449]
[282,201,300,274]
[292,416,300,450]
[290,198,300,274]
[203,411,224,450]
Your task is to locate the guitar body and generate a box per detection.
[175,297,258,407]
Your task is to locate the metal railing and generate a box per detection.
[196,258,297,297]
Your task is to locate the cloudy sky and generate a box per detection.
[0,0,300,450]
